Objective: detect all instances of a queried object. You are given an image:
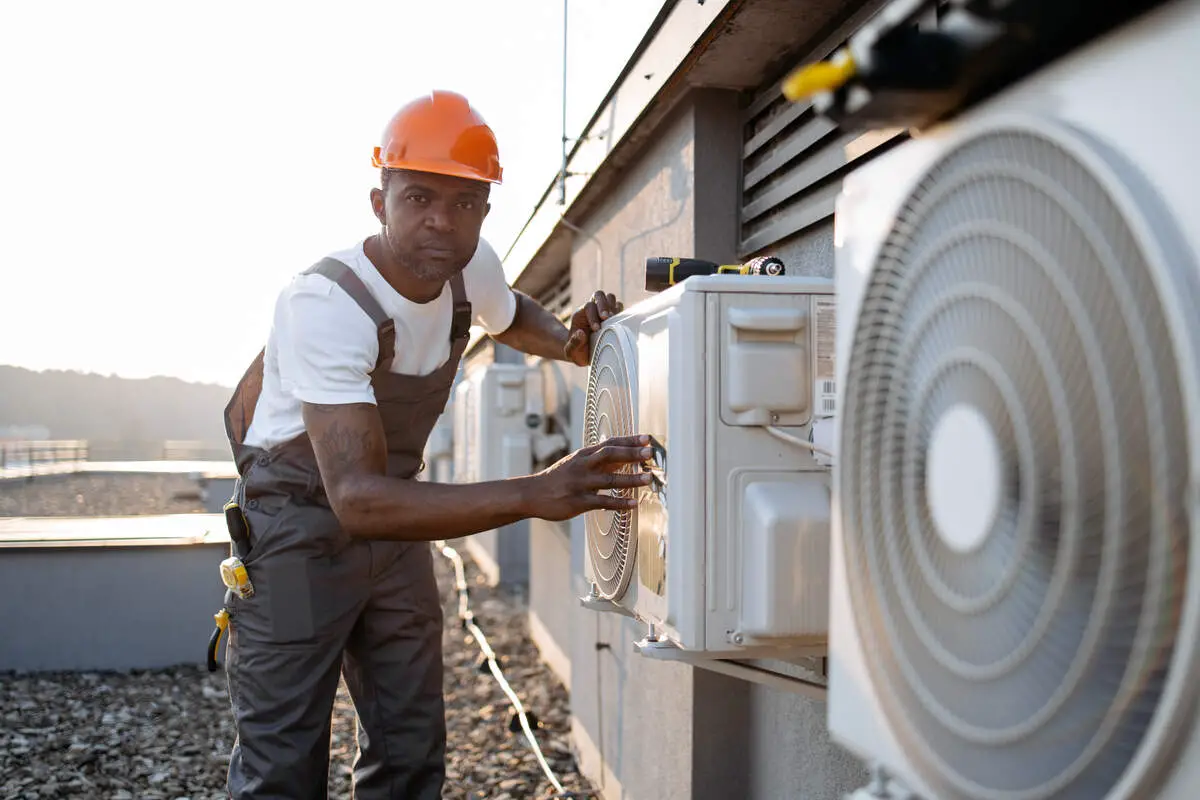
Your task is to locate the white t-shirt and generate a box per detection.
[243,238,517,451]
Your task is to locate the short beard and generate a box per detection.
[382,226,462,283]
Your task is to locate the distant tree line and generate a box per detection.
[0,366,233,460]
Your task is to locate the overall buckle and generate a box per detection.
[450,303,472,340]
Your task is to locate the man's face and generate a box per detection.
[372,169,491,283]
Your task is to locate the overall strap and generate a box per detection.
[304,258,396,372]
[448,271,473,344]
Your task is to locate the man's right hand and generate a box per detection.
[529,434,655,521]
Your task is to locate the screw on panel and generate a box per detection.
[868,764,905,798]
[731,632,745,646]
[771,413,780,424]
[868,764,889,794]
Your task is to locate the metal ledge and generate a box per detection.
[0,514,229,550]
[696,657,828,700]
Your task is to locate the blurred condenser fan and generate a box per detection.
[828,4,1200,798]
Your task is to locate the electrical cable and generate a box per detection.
[433,540,569,797]
[765,425,834,458]
[558,215,606,297]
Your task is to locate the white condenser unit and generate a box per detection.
[581,274,837,659]
[422,411,454,484]
[451,362,566,485]
[829,3,1200,799]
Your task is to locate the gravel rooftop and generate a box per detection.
[1,473,595,799]
[0,473,208,518]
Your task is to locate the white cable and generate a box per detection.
[433,540,567,796]
[765,425,835,458]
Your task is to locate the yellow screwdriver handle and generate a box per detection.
[782,50,857,102]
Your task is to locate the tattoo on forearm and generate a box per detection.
[314,419,373,470]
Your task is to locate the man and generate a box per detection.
[220,90,652,799]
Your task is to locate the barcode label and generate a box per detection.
[816,378,836,417]
[813,296,837,418]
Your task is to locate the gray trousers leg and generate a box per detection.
[225,511,371,800]
[342,541,446,800]
[225,623,347,798]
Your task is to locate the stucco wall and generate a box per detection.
[762,224,836,280]
[527,518,573,685]
[743,685,868,799]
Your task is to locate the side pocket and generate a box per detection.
[232,497,363,645]
[233,554,316,645]
[266,556,316,643]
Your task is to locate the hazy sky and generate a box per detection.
[0,0,663,387]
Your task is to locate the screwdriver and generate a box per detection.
[645,256,785,292]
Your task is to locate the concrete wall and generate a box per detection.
[742,683,868,799]
[765,224,836,280]
[527,517,573,686]
[528,89,869,799]
[0,541,229,672]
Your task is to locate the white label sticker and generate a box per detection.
[813,295,837,416]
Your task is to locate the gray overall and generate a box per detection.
[221,257,472,799]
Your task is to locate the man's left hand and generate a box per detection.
[564,291,623,366]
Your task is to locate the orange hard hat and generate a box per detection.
[372,91,503,185]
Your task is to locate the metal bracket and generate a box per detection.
[578,592,640,620]
[631,644,832,699]
[633,636,687,659]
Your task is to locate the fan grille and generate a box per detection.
[584,327,638,600]
[839,122,1195,800]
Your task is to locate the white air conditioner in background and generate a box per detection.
[581,274,837,660]
[451,370,481,484]
[829,3,1200,799]
[421,412,454,484]
[451,362,566,485]
[530,357,572,468]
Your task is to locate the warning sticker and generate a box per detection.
[813,295,837,417]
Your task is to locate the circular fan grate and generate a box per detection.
[584,326,638,600]
[839,120,1198,800]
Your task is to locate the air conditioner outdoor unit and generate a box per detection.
[451,362,566,485]
[829,2,1200,798]
[531,357,572,468]
[421,412,454,484]
[580,274,837,660]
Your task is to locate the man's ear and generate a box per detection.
[370,187,386,225]
[483,202,491,219]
